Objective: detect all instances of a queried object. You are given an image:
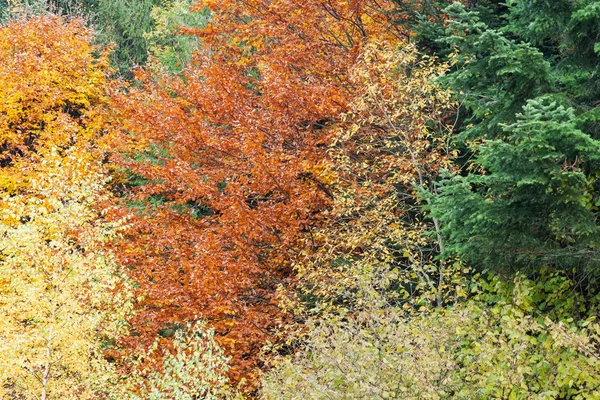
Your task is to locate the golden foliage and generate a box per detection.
[285,42,456,318]
[0,15,112,194]
[0,16,130,399]
[0,154,132,399]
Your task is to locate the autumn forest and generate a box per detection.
[0,0,599,398]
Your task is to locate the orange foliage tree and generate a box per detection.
[110,0,405,387]
[0,15,112,193]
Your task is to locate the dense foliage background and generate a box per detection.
[0,0,598,398]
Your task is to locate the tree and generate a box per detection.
[91,0,165,77]
[0,15,130,398]
[109,0,402,388]
[0,154,131,399]
[0,15,113,193]
[262,271,600,399]
[0,0,166,78]
[437,2,551,140]
[407,2,600,274]
[279,41,455,320]
[504,0,600,106]
[430,97,600,272]
[129,321,243,400]
[143,0,209,74]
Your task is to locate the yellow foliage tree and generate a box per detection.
[0,153,131,399]
[285,42,457,317]
[0,15,111,194]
